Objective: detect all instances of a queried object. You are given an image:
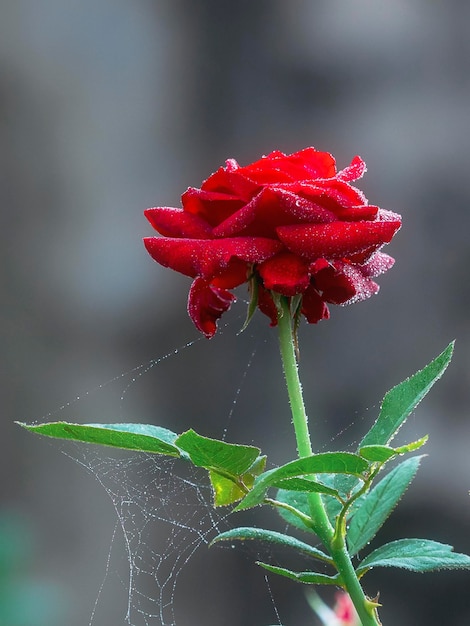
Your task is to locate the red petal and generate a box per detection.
[310,258,330,273]
[360,252,395,277]
[322,262,380,305]
[340,264,380,303]
[182,187,245,226]
[336,155,367,182]
[377,208,402,222]
[240,148,337,184]
[188,278,235,338]
[201,161,260,200]
[258,252,310,296]
[301,285,330,323]
[286,147,337,178]
[311,255,391,304]
[145,207,212,238]
[212,187,335,238]
[211,259,249,288]
[281,179,365,207]
[144,236,282,279]
[277,220,401,260]
[333,205,379,221]
[313,264,357,304]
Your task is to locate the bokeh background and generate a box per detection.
[2,1,470,625]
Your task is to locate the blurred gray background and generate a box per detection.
[1,1,470,625]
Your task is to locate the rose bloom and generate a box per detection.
[144,148,401,337]
[333,592,360,625]
[307,591,360,626]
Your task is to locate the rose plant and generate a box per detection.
[19,148,470,625]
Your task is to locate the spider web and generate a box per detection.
[72,449,231,626]
[45,314,290,626]
[41,310,362,626]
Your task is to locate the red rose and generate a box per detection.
[144,148,401,337]
[333,592,360,625]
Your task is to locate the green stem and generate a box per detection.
[276,297,332,546]
[276,297,312,458]
[276,296,381,626]
[330,542,381,626]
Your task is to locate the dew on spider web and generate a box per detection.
[69,448,231,626]
[37,309,286,626]
[65,447,287,626]
[37,335,204,426]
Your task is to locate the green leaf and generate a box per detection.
[235,453,368,512]
[270,477,339,497]
[175,429,261,475]
[356,538,470,575]
[359,438,428,464]
[330,474,362,499]
[256,562,341,585]
[394,435,428,455]
[275,490,314,533]
[211,527,331,563]
[359,445,396,462]
[360,342,454,448]
[17,421,181,456]
[347,456,422,556]
[209,456,266,507]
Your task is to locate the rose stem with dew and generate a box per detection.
[276,296,380,626]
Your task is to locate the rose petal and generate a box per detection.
[211,259,249,288]
[258,252,310,296]
[277,220,401,260]
[144,236,282,279]
[287,147,337,179]
[310,258,331,273]
[201,161,260,200]
[188,278,235,338]
[376,208,403,223]
[360,251,395,277]
[333,205,379,222]
[336,263,380,304]
[240,147,337,184]
[313,264,357,304]
[336,155,367,182]
[280,179,366,209]
[182,187,245,226]
[212,187,335,238]
[301,284,330,323]
[144,207,213,238]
